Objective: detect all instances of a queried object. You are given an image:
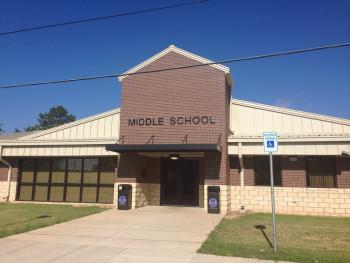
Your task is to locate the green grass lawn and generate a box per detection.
[0,203,108,238]
[199,213,350,263]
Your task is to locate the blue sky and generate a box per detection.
[1,0,349,132]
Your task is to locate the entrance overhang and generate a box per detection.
[105,144,221,153]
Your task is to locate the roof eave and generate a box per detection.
[118,45,230,82]
[19,108,120,140]
[231,99,350,126]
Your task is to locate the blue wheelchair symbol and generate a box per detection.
[267,141,274,148]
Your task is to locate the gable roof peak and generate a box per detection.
[118,45,231,82]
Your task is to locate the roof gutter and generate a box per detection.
[0,146,12,202]
[228,136,350,143]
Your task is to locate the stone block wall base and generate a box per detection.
[201,184,231,214]
[0,182,17,202]
[113,183,232,214]
[231,186,350,217]
[114,183,160,209]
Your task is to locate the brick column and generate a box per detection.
[336,157,350,188]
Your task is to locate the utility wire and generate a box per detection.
[0,0,210,37]
[0,42,349,89]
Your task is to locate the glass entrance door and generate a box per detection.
[161,158,199,206]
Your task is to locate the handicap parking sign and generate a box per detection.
[263,132,278,152]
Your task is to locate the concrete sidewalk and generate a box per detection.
[0,206,285,262]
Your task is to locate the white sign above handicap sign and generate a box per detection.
[263,132,278,152]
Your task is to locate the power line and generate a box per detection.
[0,0,210,37]
[1,42,349,89]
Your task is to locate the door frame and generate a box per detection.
[160,158,199,206]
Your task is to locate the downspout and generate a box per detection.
[238,142,245,212]
[0,146,12,202]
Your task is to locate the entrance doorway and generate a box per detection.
[161,158,199,206]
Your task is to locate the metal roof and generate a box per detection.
[0,131,37,140]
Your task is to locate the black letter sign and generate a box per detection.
[128,119,136,126]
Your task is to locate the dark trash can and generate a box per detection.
[207,186,220,214]
[117,184,132,210]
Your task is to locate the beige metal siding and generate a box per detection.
[24,109,120,141]
[230,100,350,156]
[2,146,117,157]
[1,109,120,157]
[231,100,350,136]
[228,142,350,155]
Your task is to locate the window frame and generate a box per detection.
[306,156,337,188]
[16,157,116,204]
[253,156,282,187]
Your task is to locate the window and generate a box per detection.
[306,157,336,188]
[66,158,82,202]
[34,158,50,201]
[50,158,66,201]
[17,157,117,203]
[98,158,116,203]
[99,158,116,184]
[254,156,282,186]
[83,158,99,184]
[67,158,82,183]
[82,158,99,202]
[18,159,35,200]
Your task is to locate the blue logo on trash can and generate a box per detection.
[208,198,218,209]
[118,195,127,206]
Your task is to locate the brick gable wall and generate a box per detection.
[118,51,230,185]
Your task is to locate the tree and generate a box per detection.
[24,106,76,131]
[0,123,4,134]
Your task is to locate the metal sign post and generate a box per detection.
[269,151,277,253]
[263,132,278,253]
